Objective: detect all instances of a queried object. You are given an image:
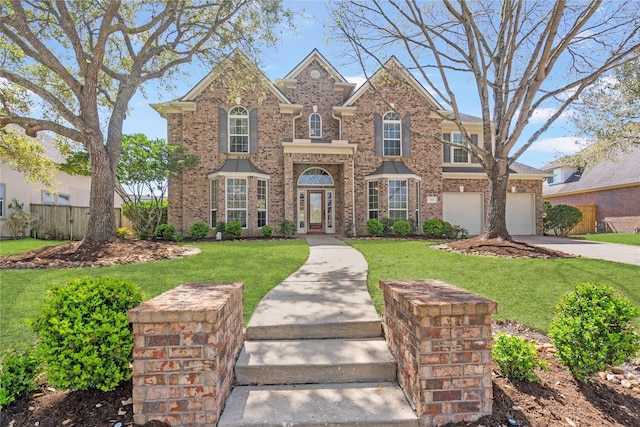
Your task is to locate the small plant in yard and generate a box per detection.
[366,219,384,236]
[31,277,143,392]
[423,218,443,238]
[549,283,640,381]
[393,220,412,236]
[442,221,457,239]
[3,199,37,239]
[261,225,274,238]
[280,219,296,238]
[492,333,549,382]
[154,223,176,240]
[224,221,242,239]
[215,221,226,238]
[380,217,394,236]
[0,345,42,410]
[189,221,209,240]
[116,227,132,239]
[343,222,355,237]
[544,204,583,236]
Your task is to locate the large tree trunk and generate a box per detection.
[483,159,512,241]
[84,141,117,242]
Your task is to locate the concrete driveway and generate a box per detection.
[516,235,640,266]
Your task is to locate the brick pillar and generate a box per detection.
[379,279,497,427]
[127,282,244,427]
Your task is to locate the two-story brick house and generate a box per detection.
[152,49,548,236]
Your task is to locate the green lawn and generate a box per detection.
[0,240,309,351]
[0,238,69,256]
[349,240,640,334]
[573,233,640,246]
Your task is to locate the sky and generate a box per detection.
[122,0,584,169]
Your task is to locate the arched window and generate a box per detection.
[309,113,322,138]
[229,106,249,152]
[383,112,401,156]
[298,167,334,186]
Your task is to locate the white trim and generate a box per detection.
[208,171,270,180]
[229,105,249,153]
[283,142,357,155]
[298,167,335,186]
[257,179,268,228]
[309,113,322,139]
[150,101,196,117]
[225,177,248,229]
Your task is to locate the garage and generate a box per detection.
[442,193,483,235]
[507,193,535,235]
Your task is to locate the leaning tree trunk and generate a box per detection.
[84,141,117,242]
[483,159,512,241]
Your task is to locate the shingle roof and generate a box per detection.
[441,162,548,175]
[210,158,268,175]
[367,160,417,176]
[544,146,640,196]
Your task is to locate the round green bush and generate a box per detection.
[280,219,296,238]
[155,223,176,240]
[442,221,457,239]
[261,224,274,238]
[549,283,640,381]
[189,221,209,240]
[366,219,384,236]
[422,218,443,238]
[393,220,412,236]
[225,221,243,239]
[492,333,549,382]
[31,277,143,392]
[544,204,583,236]
[0,346,42,410]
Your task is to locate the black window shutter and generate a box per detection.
[374,113,383,156]
[402,114,411,157]
[249,109,259,153]
[218,108,228,153]
[443,133,451,163]
[470,134,478,163]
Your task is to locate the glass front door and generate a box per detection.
[308,191,324,232]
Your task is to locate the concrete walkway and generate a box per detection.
[517,235,640,266]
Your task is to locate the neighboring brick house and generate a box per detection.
[152,50,548,236]
[543,146,640,233]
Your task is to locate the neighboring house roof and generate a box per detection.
[5,124,64,163]
[544,146,640,196]
[207,158,269,179]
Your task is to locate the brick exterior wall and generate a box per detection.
[127,283,244,427]
[546,185,640,233]
[379,279,497,427]
[162,52,545,236]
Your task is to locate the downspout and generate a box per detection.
[292,109,302,139]
[332,110,342,140]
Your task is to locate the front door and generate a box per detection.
[308,190,324,232]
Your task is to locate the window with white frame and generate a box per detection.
[309,113,322,138]
[229,106,249,153]
[0,184,5,217]
[257,179,267,228]
[210,179,217,227]
[57,194,70,206]
[226,178,247,227]
[452,133,469,163]
[547,167,563,185]
[368,181,379,219]
[42,191,56,205]
[388,179,407,220]
[383,112,401,156]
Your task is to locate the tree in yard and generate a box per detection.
[0,0,290,242]
[0,127,57,189]
[332,0,640,240]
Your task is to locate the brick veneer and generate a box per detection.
[379,279,497,427]
[127,282,244,427]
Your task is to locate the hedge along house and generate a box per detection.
[152,50,548,237]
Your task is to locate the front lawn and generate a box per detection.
[0,240,309,352]
[573,233,640,246]
[349,240,640,333]
[0,238,69,256]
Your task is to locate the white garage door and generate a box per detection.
[507,193,535,235]
[443,193,483,235]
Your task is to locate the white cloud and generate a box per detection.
[345,74,367,89]
[529,107,576,123]
[529,136,586,154]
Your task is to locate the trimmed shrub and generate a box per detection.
[380,217,394,236]
[31,277,143,391]
[393,220,412,236]
[544,204,583,236]
[280,219,296,238]
[225,221,242,239]
[189,221,209,240]
[215,221,226,238]
[492,333,549,382]
[366,219,385,236]
[549,283,640,381]
[155,223,176,241]
[116,227,132,239]
[423,218,444,238]
[442,221,457,239]
[121,200,168,239]
[261,225,274,238]
[0,346,42,410]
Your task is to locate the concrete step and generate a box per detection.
[217,383,419,427]
[246,320,382,340]
[235,338,396,385]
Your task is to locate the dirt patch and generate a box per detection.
[0,239,195,269]
[435,236,578,259]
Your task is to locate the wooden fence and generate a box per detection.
[570,205,597,235]
[30,204,123,241]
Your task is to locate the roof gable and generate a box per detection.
[283,49,349,83]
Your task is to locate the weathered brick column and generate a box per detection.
[379,279,497,427]
[127,282,244,427]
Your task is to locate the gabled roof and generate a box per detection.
[344,57,444,110]
[283,49,349,83]
[544,146,640,196]
[365,160,421,181]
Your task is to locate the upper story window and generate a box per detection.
[547,167,563,185]
[383,112,401,156]
[309,113,322,138]
[452,133,469,163]
[229,106,249,153]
